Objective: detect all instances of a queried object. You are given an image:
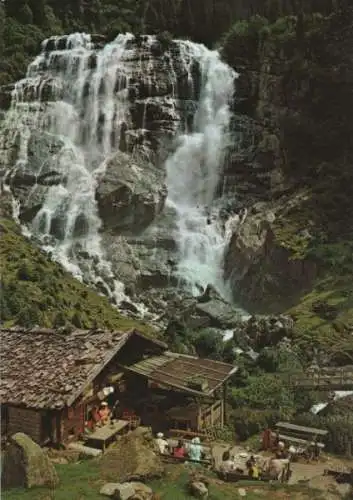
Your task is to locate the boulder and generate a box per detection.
[231,314,295,350]
[100,483,122,497]
[2,432,59,490]
[128,482,153,499]
[96,150,167,233]
[189,481,208,499]
[100,427,164,483]
[114,483,136,500]
[195,299,241,329]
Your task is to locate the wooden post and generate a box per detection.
[197,400,202,431]
[223,382,227,427]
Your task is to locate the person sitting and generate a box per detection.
[98,402,111,425]
[275,441,288,459]
[85,406,100,431]
[246,456,259,479]
[173,440,186,458]
[188,437,203,462]
[156,432,169,455]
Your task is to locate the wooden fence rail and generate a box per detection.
[287,367,353,391]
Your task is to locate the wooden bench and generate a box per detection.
[216,470,271,483]
[324,467,353,484]
[160,454,212,466]
[169,429,210,441]
[274,422,327,457]
[85,419,129,452]
[277,433,325,448]
[276,422,328,438]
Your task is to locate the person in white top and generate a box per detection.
[155,432,169,455]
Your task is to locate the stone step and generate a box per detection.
[67,442,102,457]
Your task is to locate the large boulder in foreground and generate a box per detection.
[2,432,59,490]
[99,427,164,483]
[95,150,167,233]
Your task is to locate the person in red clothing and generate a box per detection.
[173,439,186,458]
[98,402,111,424]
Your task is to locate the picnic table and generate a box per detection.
[275,422,327,449]
[85,419,129,452]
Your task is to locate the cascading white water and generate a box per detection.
[166,41,238,297]
[1,32,238,306]
[2,33,135,304]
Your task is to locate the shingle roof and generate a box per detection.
[0,327,133,409]
[119,352,238,397]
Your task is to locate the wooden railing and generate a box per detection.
[288,366,353,391]
[200,400,223,428]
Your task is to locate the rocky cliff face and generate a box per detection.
[221,8,353,340]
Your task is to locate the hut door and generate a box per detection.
[41,411,52,444]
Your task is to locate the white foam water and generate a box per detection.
[1,33,135,305]
[1,32,238,306]
[166,41,238,297]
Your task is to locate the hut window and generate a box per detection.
[68,407,74,419]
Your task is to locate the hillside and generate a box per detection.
[0,192,155,334]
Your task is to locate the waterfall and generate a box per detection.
[1,32,238,306]
[166,41,237,297]
[1,33,135,305]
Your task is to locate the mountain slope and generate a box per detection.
[0,194,155,333]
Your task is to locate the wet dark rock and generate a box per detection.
[195,299,241,329]
[0,84,14,110]
[96,150,167,233]
[232,314,295,350]
[197,284,221,303]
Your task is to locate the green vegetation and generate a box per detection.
[3,460,327,500]
[3,460,102,500]
[0,216,155,334]
[0,0,346,87]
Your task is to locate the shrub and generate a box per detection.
[17,260,39,281]
[17,305,40,326]
[231,407,280,441]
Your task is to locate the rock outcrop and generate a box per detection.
[221,8,353,322]
[96,150,167,233]
[2,432,59,490]
[99,427,164,483]
[223,200,317,311]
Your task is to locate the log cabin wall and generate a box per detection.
[7,406,42,443]
[61,403,85,442]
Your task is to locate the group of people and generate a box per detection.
[220,451,260,479]
[219,439,294,482]
[155,433,204,462]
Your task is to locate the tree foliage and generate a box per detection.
[0,0,347,85]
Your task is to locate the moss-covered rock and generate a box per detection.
[2,432,58,489]
[0,215,156,334]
